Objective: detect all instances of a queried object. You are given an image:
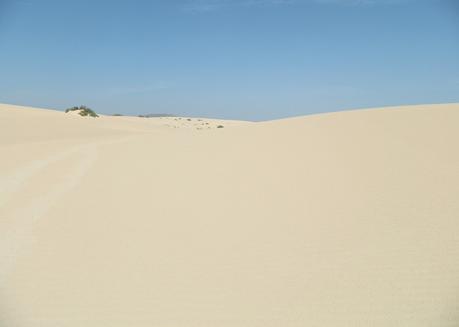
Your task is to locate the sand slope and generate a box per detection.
[1,103,458,326]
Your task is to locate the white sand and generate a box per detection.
[1,103,458,326]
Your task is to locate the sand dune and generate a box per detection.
[1,103,458,326]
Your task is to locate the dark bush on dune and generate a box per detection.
[65,105,99,117]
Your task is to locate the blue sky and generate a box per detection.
[0,0,457,120]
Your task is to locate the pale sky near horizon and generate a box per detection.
[0,0,458,120]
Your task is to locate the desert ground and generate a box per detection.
[0,102,458,326]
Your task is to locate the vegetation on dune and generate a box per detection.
[65,105,99,117]
[217,125,224,128]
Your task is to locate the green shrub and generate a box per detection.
[217,125,224,128]
[65,105,99,117]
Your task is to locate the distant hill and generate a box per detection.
[138,113,176,118]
